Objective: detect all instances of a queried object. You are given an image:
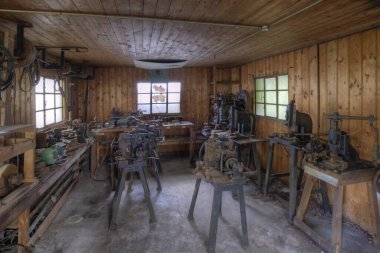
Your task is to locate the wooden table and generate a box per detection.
[0,138,94,251]
[294,162,380,253]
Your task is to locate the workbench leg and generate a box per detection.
[252,143,262,190]
[110,169,127,230]
[208,187,222,253]
[153,159,162,191]
[18,209,30,253]
[368,180,380,246]
[331,185,344,253]
[288,148,299,223]
[127,173,134,193]
[139,168,156,223]
[154,149,163,173]
[320,181,331,214]
[239,186,249,246]
[295,175,317,221]
[188,178,201,219]
[263,142,275,197]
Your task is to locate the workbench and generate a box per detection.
[92,121,199,176]
[294,162,380,253]
[0,137,94,251]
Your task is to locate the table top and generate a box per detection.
[304,162,377,186]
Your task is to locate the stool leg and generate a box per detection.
[188,178,201,219]
[252,143,262,190]
[288,148,299,223]
[263,142,275,197]
[208,187,222,253]
[127,172,134,193]
[295,175,317,221]
[110,168,127,230]
[239,185,249,246]
[368,180,380,246]
[153,159,162,191]
[331,185,343,253]
[138,167,156,223]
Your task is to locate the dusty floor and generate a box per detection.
[33,155,379,253]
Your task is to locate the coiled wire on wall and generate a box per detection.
[18,57,40,92]
[0,46,15,97]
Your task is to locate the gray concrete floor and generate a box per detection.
[33,155,379,253]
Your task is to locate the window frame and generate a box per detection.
[254,74,289,120]
[35,77,64,128]
[137,82,181,115]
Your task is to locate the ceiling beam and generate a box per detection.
[0,8,259,30]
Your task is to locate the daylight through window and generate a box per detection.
[254,75,288,120]
[35,77,63,128]
[137,82,181,114]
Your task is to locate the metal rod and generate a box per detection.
[0,8,258,29]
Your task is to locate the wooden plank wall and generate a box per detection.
[73,67,211,128]
[241,27,380,234]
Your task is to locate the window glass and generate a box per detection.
[255,78,264,90]
[45,94,55,109]
[35,77,64,128]
[168,103,180,113]
[36,111,44,128]
[256,103,265,116]
[137,82,181,114]
[278,75,288,90]
[254,75,288,119]
[168,82,181,92]
[45,109,55,125]
[137,82,151,93]
[137,104,151,114]
[152,104,166,113]
[265,77,276,90]
[36,94,44,111]
[266,104,277,118]
[45,78,55,93]
[168,93,181,103]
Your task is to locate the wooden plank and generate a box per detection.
[27,179,78,246]
[319,43,328,134]
[361,30,376,160]
[337,37,350,131]
[326,40,338,114]
[0,140,35,162]
[18,209,30,253]
[301,47,310,113]
[308,45,319,133]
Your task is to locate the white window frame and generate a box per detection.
[35,77,63,128]
[137,82,181,115]
[254,74,289,120]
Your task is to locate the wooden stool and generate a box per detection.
[188,178,248,253]
[294,162,380,253]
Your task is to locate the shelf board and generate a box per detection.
[0,139,35,161]
[0,124,35,135]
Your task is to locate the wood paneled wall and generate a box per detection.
[73,67,211,127]
[241,27,380,234]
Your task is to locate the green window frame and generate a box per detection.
[254,75,288,120]
[35,77,63,128]
[137,82,181,114]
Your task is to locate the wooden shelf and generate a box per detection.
[0,139,35,161]
[0,124,35,135]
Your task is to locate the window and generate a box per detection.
[35,77,63,128]
[254,75,288,120]
[137,82,181,114]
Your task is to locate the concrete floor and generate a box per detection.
[33,155,379,253]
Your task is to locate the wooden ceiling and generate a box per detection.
[0,0,379,67]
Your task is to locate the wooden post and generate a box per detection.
[18,209,30,253]
[331,185,344,253]
[23,128,36,183]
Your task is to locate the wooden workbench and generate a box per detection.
[0,137,94,251]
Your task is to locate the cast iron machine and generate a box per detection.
[109,126,163,230]
[264,99,313,222]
